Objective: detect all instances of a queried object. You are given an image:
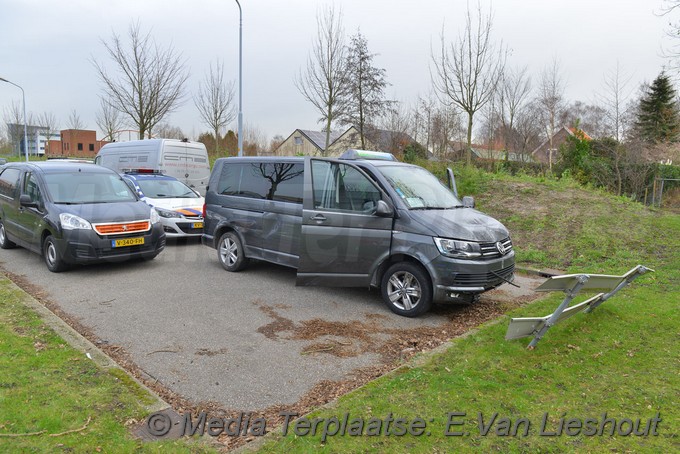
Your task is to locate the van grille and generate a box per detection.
[451,264,515,287]
[480,237,513,258]
[93,220,150,236]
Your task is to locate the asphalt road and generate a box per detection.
[0,239,539,412]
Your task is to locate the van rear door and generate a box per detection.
[296,158,393,287]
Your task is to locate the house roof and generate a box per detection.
[530,126,593,158]
[297,129,344,151]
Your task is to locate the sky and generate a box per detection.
[0,0,674,145]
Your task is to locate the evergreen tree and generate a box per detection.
[340,31,392,149]
[636,72,680,143]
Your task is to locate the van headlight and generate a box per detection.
[60,213,92,230]
[150,208,161,224]
[434,238,482,259]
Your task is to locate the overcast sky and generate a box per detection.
[0,0,673,144]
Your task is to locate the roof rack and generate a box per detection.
[339,149,397,161]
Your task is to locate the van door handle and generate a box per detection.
[310,214,327,223]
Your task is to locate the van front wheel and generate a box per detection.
[381,262,432,317]
[218,232,249,272]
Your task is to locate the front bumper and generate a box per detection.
[430,251,515,303]
[57,223,166,264]
[160,216,204,237]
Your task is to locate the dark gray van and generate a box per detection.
[202,152,514,317]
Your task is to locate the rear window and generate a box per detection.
[217,162,303,204]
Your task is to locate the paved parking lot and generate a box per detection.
[0,240,540,412]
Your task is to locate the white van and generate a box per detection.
[95,139,211,195]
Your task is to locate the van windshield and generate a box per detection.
[377,165,462,210]
[135,178,200,199]
[43,172,137,204]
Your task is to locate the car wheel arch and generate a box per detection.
[372,254,433,290]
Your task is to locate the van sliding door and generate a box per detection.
[296,158,393,288]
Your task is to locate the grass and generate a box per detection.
[256,171,680,453]
[0,278,213,453]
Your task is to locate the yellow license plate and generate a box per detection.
[192,222,204,229]
[112,237,145,248]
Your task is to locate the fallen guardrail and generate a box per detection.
[505,265,654,349]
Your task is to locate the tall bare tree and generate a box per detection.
[194,60,236,153]
[536,58,566,170]
[597,63,632,141]
[431,3,506,165]
[93,22,189,139]
[96,98,125,141]
[499,66,532,151]
[3,101,26,155]
[295,5,348,155]
[340,30,392,149]
[37,112,59,155]
[660,1,680,68]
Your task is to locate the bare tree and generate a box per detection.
[153,123,184,139]
[67,109,85,130]
[660,1,680,68]
[340,30,393,149]
[514,100,544,158]
[597,62,633,141]
[37,111,59,155]
[499,66,532,151]
[294,5,348,155]
[3,101,26,155]
[242,122,268,156]
[96,98,125,141]
[559,101,608,138]
[194,60,236,153]
[536,58,566,170]
[431,3,506,165]
[93,22,189,139]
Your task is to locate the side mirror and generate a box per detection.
[375,200,394,217]
[446,168,459,198]
[462,196,475,208]
[19,194,39,209]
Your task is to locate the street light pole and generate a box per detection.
[0,77,29,162]
[235,0,243,157]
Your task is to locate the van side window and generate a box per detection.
[258,163,303,203]
[217,162,303,203]
[217,163,268,199]
[311,161,381,212]
[0,168,21,198]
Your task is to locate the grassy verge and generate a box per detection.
[256,173,679,452]
[0,277,212,453]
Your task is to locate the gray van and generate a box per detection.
[202,152,514,317]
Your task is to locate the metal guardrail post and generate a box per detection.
[506,265,654,349]
[526,275,589,350]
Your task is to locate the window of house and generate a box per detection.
[294,136,303,145]
[77,143,83,151]
[89,144,95,152]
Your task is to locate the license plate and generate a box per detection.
[192,222,204,229]
[112,237,145,248]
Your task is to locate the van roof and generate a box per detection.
[214,155,416,169]
[4,161,114,174]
